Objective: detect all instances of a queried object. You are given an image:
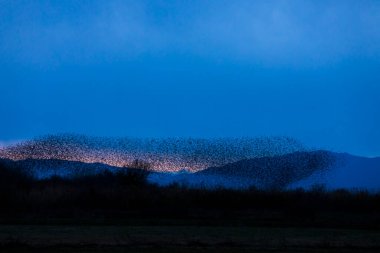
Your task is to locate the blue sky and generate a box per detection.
[0,0,379,156]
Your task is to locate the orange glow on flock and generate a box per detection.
[0,135,306,172]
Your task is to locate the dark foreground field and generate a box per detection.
[1,161,380,252]
[2,225,380,253]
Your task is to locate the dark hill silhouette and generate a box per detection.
[150,151,335,189]
[150,151,380,190]
[292,153,380,190]
[2,151,379,190]
[195,150,334,189]
[0,158,121,179]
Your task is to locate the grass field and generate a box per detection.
[1,225,380,252]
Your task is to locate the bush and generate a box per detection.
[118,159,151,186]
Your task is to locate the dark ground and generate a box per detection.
[1,225,380,253]
[1,161,380,252]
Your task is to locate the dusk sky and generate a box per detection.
[0,0,379,157]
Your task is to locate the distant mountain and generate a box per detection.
[196,150,334,189]
[150,151,380,190]
[0,158,121,179]
[291,153,380,191]
[1,150,379,191]
[150,151,334,189]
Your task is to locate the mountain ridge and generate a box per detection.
[1,150,379,190]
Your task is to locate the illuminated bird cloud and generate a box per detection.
[0,134,307,172]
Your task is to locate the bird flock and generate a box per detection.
[0,134,307,172]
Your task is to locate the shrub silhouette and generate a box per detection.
[0,161,31,189]
[116,159,151,186]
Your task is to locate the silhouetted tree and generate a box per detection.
[118,159,151,186]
